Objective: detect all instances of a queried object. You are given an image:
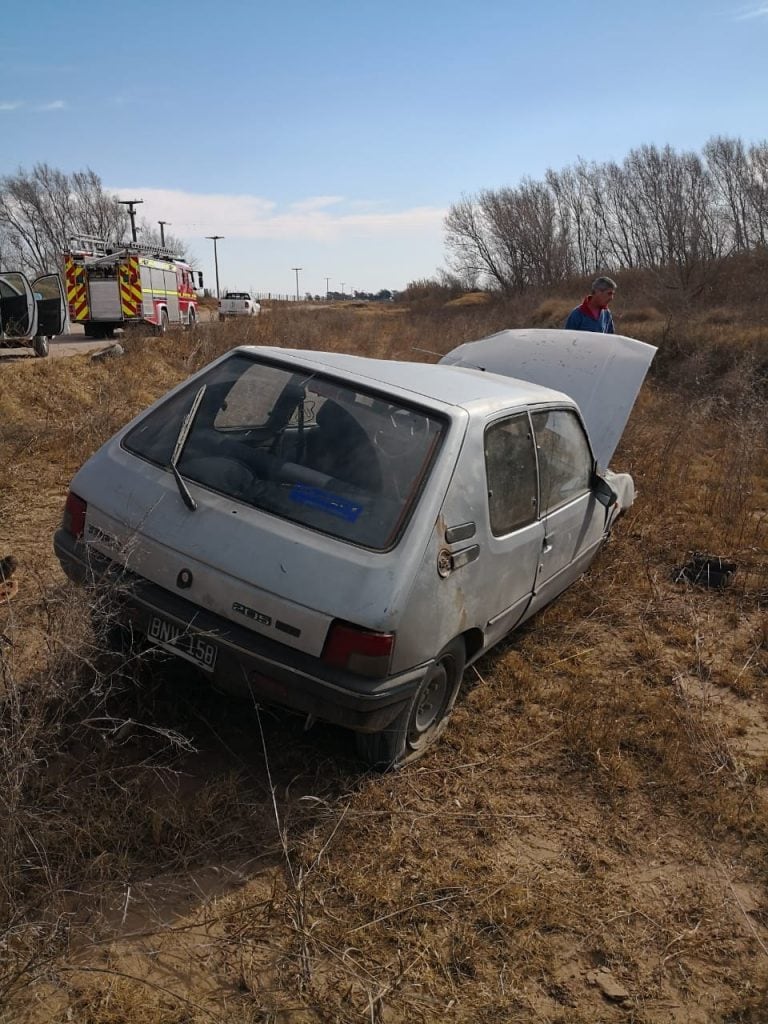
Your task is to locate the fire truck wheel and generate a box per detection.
[32,335,49,358]
[187,308,197,330]
[158,310,169,335]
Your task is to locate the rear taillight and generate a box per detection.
[62,491,87,539]
[322,621,395,677]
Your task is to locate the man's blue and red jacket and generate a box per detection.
[564,298,615,333]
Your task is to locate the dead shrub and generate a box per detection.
[529,298,572,327]
[618,306,661,324]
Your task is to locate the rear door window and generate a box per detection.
[484,413,538,536]
[531,408,593,513]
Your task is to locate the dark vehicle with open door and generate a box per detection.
[0,270,66,357]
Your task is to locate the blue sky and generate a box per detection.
[2,0,768,295]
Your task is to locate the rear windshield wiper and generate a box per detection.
[169,385,207,511]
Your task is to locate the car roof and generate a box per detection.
[237,346,574,414]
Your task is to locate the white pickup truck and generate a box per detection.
[218,292,261,321]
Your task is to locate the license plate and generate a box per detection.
[148,616,218,671]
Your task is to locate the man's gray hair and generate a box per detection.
[591,276,617,293]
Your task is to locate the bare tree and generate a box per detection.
[0,164,127,276]
[135,220,194,264]
[444,136,760,300]
[445,182,570,293]
[745,142,768,248]
[445,194,512,292]
[704,136,752,250]
[547,160,608,276]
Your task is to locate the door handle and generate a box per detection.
[542,537,553,554]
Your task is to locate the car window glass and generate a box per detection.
[214,361,286,428]
[123,353,446,550]
[531,409,592,513]
[484,413,538,536]
[32,275,63,301]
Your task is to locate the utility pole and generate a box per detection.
[158,220,171,247]
[324,276,330,301]
[118,198,143,242]
[206,235,224,298]
[292,267,302,302]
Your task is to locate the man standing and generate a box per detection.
[564,276,617,333]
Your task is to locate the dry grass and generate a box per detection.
[2,306,768,1022]
[444,292,493,308]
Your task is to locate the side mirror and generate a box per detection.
[197,271,204,288]
[592,472,618,508]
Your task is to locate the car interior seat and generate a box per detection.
[305,399,382,492]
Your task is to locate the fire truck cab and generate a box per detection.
[64,236,203,339]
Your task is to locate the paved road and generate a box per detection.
[0,328,114,362]
[0,311,217,362]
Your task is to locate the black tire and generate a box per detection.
[32,335,49,358]
[187,307,197,330]
[355,638,466,770]
[158,309,169,334]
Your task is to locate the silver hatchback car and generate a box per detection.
[54,329,655,768]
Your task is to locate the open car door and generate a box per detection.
[32,273,66,338]
[0,271,38,341]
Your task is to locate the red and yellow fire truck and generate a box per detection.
[63,236,203,338]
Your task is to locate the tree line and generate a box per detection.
[444,136,768,297]
[0,163,187,276]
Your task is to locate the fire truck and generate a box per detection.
[63,236,204,338]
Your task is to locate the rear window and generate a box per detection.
[123,353,446,550]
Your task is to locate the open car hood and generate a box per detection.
[439,328,656,468]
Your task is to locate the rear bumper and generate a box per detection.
[53,529,425,733]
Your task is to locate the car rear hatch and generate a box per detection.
[73,351,457,659]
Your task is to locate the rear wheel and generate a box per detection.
[158,309,169,334]
[187,307,196,330]
[355,638,466,770]
[32,335,49,358]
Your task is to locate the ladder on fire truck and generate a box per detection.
[68,235,183,262]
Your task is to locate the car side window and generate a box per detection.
[484,413,538,536]
[531,409,592,513]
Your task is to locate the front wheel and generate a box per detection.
[355,638,466,770]
[32,335,50,358]
[187,307,196,330]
